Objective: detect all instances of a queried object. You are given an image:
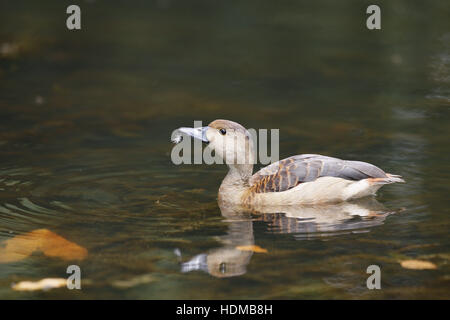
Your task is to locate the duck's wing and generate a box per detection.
[249,154,388,193]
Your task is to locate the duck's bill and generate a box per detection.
[175,126,209,143]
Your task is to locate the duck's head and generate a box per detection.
[176,119,255,167]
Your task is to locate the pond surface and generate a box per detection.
[0,0,449,299]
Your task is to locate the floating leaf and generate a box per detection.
[11,278,67,291]
[400,260,437,270]
[112,274,155,289]
[236,245,268,253]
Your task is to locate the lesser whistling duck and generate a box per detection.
[172,119,404,205]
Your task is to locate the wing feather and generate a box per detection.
[250,154,388,193]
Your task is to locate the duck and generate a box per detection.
[173,119,404,206]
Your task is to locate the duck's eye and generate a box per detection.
[219,128,227,135]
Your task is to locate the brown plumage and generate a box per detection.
[249,157,301,193]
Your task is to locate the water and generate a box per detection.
[0,0,449,299]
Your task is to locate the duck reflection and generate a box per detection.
[252,197,392,238]
[181,205,254,278]
[181,198,396,278]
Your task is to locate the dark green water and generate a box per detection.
[0,0,449,299]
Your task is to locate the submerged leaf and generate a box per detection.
[11,278,67,291]
[0,229,88,263]
[111,274,155,289]
[400,260,437,270]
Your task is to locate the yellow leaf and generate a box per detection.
[236,245,268,253]
[12,278,67,291]
[400,260,437,270]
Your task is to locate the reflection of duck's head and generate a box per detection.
[181,248,252,278]
[180,203,255,278]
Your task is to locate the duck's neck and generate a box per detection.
[218,164,253,203]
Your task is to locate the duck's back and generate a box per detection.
[249,154,388,194]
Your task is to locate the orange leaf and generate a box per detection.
[0,229,87,263]
[400,260,437,270]
[236,245,268,253]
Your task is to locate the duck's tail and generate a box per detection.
[386,173,405,183]
[369,173,405,185]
